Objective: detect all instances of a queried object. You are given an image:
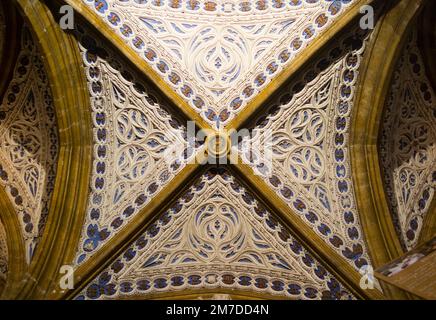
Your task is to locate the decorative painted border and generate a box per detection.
[84,0,356,127]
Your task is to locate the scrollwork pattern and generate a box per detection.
[379,30,436,250]
[76,169,355,300]
[75,25,190,264]
[239,27,373,271]
[84,0,357,127]
[0,27,58,262]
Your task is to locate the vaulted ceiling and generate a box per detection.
[0,0,434,300]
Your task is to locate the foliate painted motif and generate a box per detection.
[84,0,356,127]
[75,25,193,264]
[0,220,7,286]
[0,27,58,262]
[76,169,355,300]
[379,30,436,250]
[238,28,372,271]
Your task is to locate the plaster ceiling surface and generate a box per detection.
[0,26,58,263]
[379,29,436,251]
[76,168,356,300]
[84,0,357,127]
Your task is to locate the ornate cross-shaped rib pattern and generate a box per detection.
[76,169,355,300]
[0,27,58,262]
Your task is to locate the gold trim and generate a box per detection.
[228,161,385,300]
[13,0,93,299]
[61,163,206,300]
[0,186,26,299]
[65,160,385,300]
[226,0,375,131]
[62,0,213,132]
[350,0,425,300]
[6,0,428,300]
[0,1,26,300]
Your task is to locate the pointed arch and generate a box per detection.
[12,0,93,299]
[350,0,426,299]
[0,186,26,299]
[0,1,28,299]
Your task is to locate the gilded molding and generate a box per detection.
[350,0,425,299]
[58,0,386,300]
[5,0,429,301]
[12,0,93,299]
[62,163,205,300]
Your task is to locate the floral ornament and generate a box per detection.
[84,272,116,299]
[75,25,189,264]
[82,224,110,253]
[83,0,357,127]
[76,169,355,300]
[379,29,436,250]
[0,26,58,262]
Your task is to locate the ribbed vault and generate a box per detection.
[0,0,433,300]
[379,25,436,251]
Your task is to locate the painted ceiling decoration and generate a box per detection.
[0,26,59,262]
[239,26,373,272]
[76,168,356,300]
[84,0,357,128]
[67,1,385,299]
[379,28,436,251]
[0,1,10,297]
[75,24,195,264]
